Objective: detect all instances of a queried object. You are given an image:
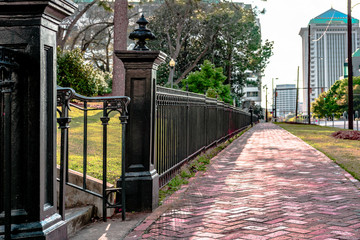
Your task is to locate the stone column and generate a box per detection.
[0,0,76,239]
[115,50,166,211]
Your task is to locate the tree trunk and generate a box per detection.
[112,0,128,96]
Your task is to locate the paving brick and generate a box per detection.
[125,123,360,239]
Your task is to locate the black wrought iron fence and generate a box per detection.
[156,86,257,187]
[56,87,130,221]
[0,47,19,240]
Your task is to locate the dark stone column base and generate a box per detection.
[117,170,159,211]
[0,213,67,240]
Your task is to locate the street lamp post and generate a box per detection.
[307,24,311,125]
[274,88,277,121]
[272,77,278,118]
[263,85,268,122]
[169,58,175,88]
[348,0,354,129]
[249,106,253,126]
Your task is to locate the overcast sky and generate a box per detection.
[240,0,360,106]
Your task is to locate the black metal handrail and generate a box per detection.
[156,86,257,187]
[56,86,130,221]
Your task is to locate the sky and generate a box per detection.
[240,0,360,107]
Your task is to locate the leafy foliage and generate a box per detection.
[311,77,360,118]
[182,60,232,103]
[252,104,264,119]
[57,48,111,96]
[149,0,273,103]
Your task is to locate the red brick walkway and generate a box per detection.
[125,123,360,240]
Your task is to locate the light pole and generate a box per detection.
[249,106,253,126]
[274,87,277,121]
[307,24,311,125]
[263,85,268,122]
[348,0,354,129]
[169,58,175,88]
[295,66,299,122]
[272,77,278,117]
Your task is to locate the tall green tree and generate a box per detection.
[182,60,232,103]
[149,0,219,85]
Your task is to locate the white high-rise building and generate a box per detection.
[299,8,360,114]
[275,84,296,117]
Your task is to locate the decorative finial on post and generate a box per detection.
[129,14,156,51]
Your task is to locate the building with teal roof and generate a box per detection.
[299,8,360,114]
[309,8,359,25]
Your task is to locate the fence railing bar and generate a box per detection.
[64,182,103,198]
[56,86,130,222]
[156,87,256,188]
[120,112,127,221]
[57,88,73,220]
[101,101,109,222]
[83,101,88,190]
[3,80,14,240]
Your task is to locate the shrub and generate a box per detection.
[57,48,111,96]
[182,60,232,104]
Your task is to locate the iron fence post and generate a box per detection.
[120,112,128,221]
[83,101,88,189]
[57,89,73,220]
[101,103,110,221]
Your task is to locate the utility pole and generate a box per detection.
[263,85,268,122]
[295,66,299,122]
[307,24,311,124]
[272,77,278,117]
[348,0,354,129]
[274,88,277,121]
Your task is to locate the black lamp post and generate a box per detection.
[249,106,253,126]
[263,85,268,122]
[274,88,277,122]
[348,0,354,129]
[129,14,155,51]
[169,58,175,88]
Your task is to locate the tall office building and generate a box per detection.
[299,8,360,114]
[275,84,296,117]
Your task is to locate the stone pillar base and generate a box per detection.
[117,170,159,211]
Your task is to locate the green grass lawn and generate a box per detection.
[57,105,123,184]
[277,123,360,180]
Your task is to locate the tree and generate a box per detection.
[209,2,272,100]
[182,60,232,103]
[149,0,273,102]
[311,77,360,118]
[253,104,264,119]
[57,0,151,95]
[148,0,219,85]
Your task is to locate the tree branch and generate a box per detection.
[70,21,114,50]
[58,0,99,49]
[175,44,210,84]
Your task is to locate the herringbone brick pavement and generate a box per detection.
[125,123,360,240]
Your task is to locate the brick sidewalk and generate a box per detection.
[125,123,360,240]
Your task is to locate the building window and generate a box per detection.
[247,92,258,97]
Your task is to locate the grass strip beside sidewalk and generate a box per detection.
[277,123,360,181]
